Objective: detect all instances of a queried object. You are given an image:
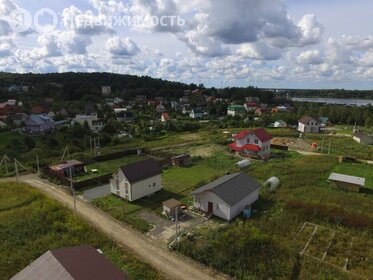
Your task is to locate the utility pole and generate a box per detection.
[321,136,325,153]
[14,159,19,183]
[175,207,179,248]
[328,140,331,155]
[69,166,77,215]
[36,155,40,175]
[89,136,93,152]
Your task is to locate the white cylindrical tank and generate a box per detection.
[236,159,251,168]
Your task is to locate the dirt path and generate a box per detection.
[8,174,229,280]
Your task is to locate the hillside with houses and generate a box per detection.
[0,73,373,280]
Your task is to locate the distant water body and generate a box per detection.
[292,97,373,106]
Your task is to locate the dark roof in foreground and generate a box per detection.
[120,159,162,184]
[191,172,260,207]
[11,246,129,280]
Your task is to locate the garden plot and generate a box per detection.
[295,222,370,280]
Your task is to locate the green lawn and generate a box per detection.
[0,183,164,280]
[333,162,373,188]
[75,155,148,181]
[163,152,239,194]
[305,134,373,160]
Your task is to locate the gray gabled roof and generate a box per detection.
[191,172,260,207]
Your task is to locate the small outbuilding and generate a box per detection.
[49,160,85,177]
[328,173,365,192]
[171,154,191,167]
[162,198,182,218]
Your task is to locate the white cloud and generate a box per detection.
[237,43,282,61]
[105,36,140,56]
[297,50,323,65]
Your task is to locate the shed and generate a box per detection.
[328,173,365,192]
[236,159,251,168]
[171,154,191,167]
[49,160,85,177]
[162,198,182,218]
[264,177,280,190]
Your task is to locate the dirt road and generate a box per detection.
[13,174,229,280]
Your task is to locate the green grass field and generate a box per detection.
[163,152,239,194]
[0,183,164,280]
[305,134,373,160]
[177,153,373,279]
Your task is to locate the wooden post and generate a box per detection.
[69,166,76,215]
[36,155,40,175]
[14,160,19,183]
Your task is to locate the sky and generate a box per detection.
[1,0,373,89]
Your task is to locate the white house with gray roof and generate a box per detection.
[191,172,260,221]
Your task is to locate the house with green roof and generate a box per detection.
[227,105,246,117]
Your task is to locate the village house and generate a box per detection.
[171,154,191,167]
[244,102,257,112]
[328,173,365,192]
[319,117,332,127]
[31,105,47,114]
[228,128,272,159]
[110,159,162,202]
[114,108,134,122]
[298,116,320,133]
[227,105,246,117]
[254,107,267,117]
[170,101,179,110]
[161,112,171,123]
[191,172,260,221]
[182,105,192,115]
[0,102,19,116]
[11,246,129,280]
[274,120,287,128]
[190,108,203,119]
[74,114,105,132]
[12,113,27,126]
[25,114,55,134]
[179,96,189,103]
[102,86,112,95]
[156,103,166,113]
[353,131,373,145]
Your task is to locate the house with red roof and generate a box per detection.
[161,112,171,123]
[0,102,19,116]
[228,128,272,159]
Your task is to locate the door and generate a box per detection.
[208,202,213,213]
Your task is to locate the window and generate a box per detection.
[247,138,250,143]
[153,182,156,187]
[216,204,219,210]
[255,140,259,144]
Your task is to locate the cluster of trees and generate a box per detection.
[281,88,373,99]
